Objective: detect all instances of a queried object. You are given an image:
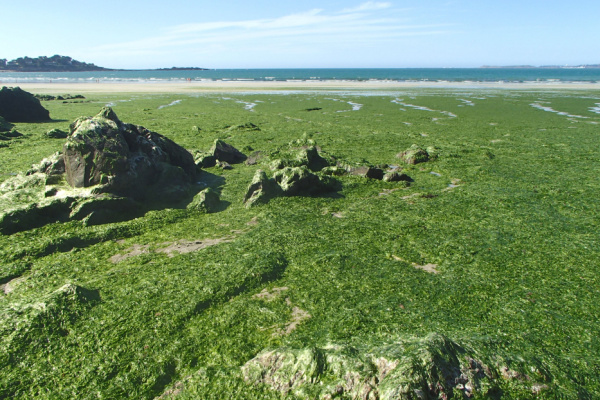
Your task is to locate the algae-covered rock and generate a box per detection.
[344,165,384,180]
[0,284,100,361]
[69,194,140,226]
[0,86,51,122]
[383,171,413,183]
[397,145,430,165]
[0,196,76,235]
[270,145,331,172]
[63,107,196,200]
[273,166,337,196]
[194,152,216,168]
[227,122,261,132]
[27,152,65,177]
[45,128,68,139]
[242,333,549,399]
[188,188,221,213]
[243,170,282,208]
[210,139,247,164]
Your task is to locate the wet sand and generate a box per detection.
[11,80,600,94]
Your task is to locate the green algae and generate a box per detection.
[0,89,599,398]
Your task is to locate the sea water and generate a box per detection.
[1,68,599,84]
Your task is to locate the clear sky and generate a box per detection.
[2,0,598,69]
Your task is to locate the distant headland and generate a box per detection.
[0,55,207,72]
[480,64,600,69]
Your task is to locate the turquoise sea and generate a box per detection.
[1,68,599,83]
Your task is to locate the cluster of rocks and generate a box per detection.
[35,94,85,101]
[0,116,22,144]
[241,139,421,207]
[242,333,550,399]
[0,86,50,122]
[195,139,247,170]
[0,107,201,234]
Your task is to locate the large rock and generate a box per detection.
[0,86,50,122]
[270,145,331,172]
[243,170,282,208]
[187,188,221,213]
[244,167,338,207]
[210,139,247,164]
[63,107,196,200]
[397,144,430,165]
[273,166,337,196]
[242,333,549,399]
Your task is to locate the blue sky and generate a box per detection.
[2,0,598,69]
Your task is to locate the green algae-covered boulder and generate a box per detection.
[243,170,282,208]
[45,128,68,139]
[188,187,221,213]
[242,333,550,399]
[69,194,140,226]
[273,166,337,196]
[0,86,51,122]
[270,145,331,172]
[383,171,413,183]
[63,107,196,200]
[397,144,430,165]
[210,139,247,164]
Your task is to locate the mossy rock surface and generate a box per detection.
[188,187,221,213]
[243,333,549,399]
[397,144,430,165]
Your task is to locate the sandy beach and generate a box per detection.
[9,80,600,94]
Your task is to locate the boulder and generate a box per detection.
[63,107,196,200]
[270,145,331,172]
[187,188,221,213]
[69,194,140,226]
[344,165,384,180]
[383,171,413,183]
[242,333,545,399]
[0,86,50,122]
[244,167,338,207]
[210,139,247,164]
[45,129,68,139]
[397,144,430,165]
[243,170,282,208]
[273,166,337,196]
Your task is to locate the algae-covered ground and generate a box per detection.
[1,89,599,399]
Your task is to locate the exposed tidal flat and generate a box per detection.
[1,85,600,398]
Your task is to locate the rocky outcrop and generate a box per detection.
[244,167,338,208]
[63,107,196,201]
[397,144,430,165]
[243,170,282,207]
[210,139,247,164]
[0,108,203,234]
[187,188,221,213]
[45,129,68,139]
[269,144,332,172]
[243,333,551,399]
[0,86,50,122]
[194,139,247,169]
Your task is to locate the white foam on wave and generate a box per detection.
[158,100,182,109]
[530,103,588,118]
[590,103,600,114]
[458,98,475,106]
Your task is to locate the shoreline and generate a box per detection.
[6,80,600,93]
